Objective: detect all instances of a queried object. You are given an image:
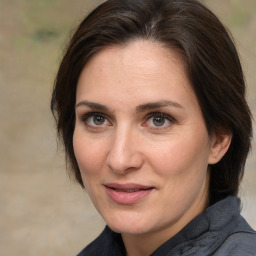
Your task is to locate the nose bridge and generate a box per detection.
[107,124,143,173]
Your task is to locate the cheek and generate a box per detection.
[147,132,211,177]
[73,132,107,178]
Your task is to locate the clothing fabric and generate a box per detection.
[77,196,256,256]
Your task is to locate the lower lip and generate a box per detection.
[105,187,154,204]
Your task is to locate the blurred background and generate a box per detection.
[0,0,255,255]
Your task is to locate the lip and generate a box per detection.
[104,183,155,205]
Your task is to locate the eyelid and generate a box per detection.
[79,111,112,126]
[143,112,176,128]
[145,112,176,122]
[78,111,176,128]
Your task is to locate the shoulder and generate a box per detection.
[212,210,256,256]
[201,197,256,255]
[213,231,256,255]
[209,198,256,255]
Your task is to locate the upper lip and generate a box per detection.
[104,183,154,190]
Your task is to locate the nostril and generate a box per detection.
[106,131,144,173]
[107,152,144,174]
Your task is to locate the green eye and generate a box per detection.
[93,115,106,125]
[152,116,166,126]
[144,112,175,129]
[80,112,110,127]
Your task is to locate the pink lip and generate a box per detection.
[104,183,155,204]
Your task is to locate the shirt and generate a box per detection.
[77,196,256,255]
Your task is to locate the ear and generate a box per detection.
[208,132,232,165]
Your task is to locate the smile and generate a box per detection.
[104,183,155,204]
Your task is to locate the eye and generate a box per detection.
[151,116,166,127]
[91,115,106,125]
[80,112,111,127]
[143,112,175,128]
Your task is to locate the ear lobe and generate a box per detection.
[208,133,232,165]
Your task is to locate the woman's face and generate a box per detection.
[73,40,217,238]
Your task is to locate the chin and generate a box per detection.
[103,210,155,235]
[109,223,149,235]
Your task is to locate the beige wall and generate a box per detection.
[0,0,255,255]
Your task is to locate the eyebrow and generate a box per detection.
[136,100,184,112]
[75,100,183,112]
[75,100,109,111]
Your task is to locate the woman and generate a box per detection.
[51,0,256,255]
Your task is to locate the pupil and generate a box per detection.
[153,117,165,126]
[93,116,104,125]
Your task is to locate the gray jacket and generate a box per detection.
[77,196,256,255]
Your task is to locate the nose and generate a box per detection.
[106,127,144,174]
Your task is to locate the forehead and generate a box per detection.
[77,40,190,92]
[75,39,200,114]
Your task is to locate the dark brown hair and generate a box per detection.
[51,0,252,205]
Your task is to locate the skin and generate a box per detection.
[73,40,231,256]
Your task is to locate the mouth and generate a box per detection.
[111,188,143,192]
[104,183,155,204]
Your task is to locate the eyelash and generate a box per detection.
[143,112,176,128]
[79,111,176,129]
[80,112,110,127]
